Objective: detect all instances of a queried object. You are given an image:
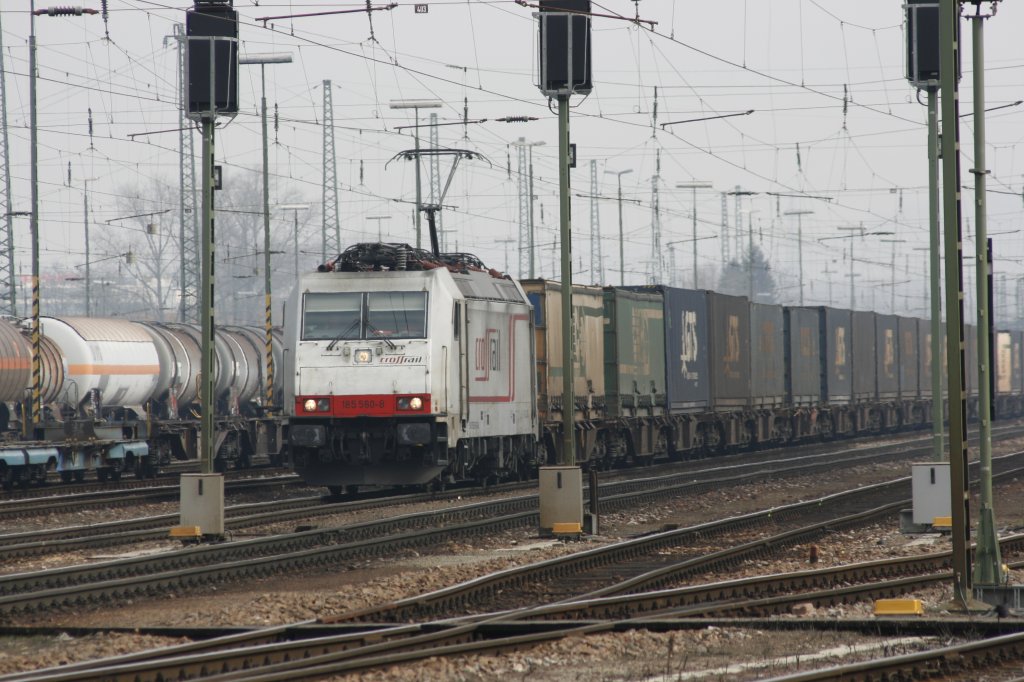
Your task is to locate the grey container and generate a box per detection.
[851,310,877,402]
[707,292,751,409]
[784,307,821,406]
[875,314,899,400]
[818,307,852,404]
[750,303,785,407]
[897,317,920,400]
[629,286,710,414]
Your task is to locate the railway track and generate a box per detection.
[2,422,1007,559]
[2,441,1021,621]
[0,474,301,522]
[9,465,1024,681]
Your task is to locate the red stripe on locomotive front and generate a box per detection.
[294,394,432,417]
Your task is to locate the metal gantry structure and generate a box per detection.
[515,138,531,279]
[428,113,444,251]
[0,8,15,317]
[649,149,661,284]
[172,23,200,324]
[589,160,603,284]
[321,80,341,262]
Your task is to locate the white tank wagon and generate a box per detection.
[40,317,163,416]
[0,317,288,488]
[285,243,537,494]
[142,323,284,417]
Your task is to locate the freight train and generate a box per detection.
[284,242,1021,494]
[0,316,285,488]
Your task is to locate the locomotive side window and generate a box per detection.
[366,292,428,339]
[302,292,362,340]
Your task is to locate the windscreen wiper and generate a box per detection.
[365,321,397,350]
[326,318,361,351]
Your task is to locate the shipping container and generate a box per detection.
[783,307,820,406]
[851,310,877,402]
[1011,327,1019,395]
[875,314,899,400]
[897,317,920,400]
[708,292,751,409]
[819,307,852,404]
[521,280,606,422]
[918,318,935,399]
[603,287,665,417]
[965,323,978,399]
[994,330,1023,397]
[750,303,785,407]
[653,287,711,413]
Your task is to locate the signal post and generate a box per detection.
[534,1,591,536]
[173,0,239,541]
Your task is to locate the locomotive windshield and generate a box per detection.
[301,291,427,341]
[366,292,427,339]
[302,292,362,341]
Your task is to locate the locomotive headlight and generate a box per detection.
[317,399,330,411]
[303,399,317,412]
[354,349,372,364]
[397,396,425,411]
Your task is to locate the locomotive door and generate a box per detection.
[458,301,469,425]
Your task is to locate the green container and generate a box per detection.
[603,287,665,418]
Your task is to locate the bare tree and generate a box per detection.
[93,180,179,320]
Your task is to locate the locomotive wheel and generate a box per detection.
[327,485,343,498]
[73,471,85,482]
[59,471,73,484]
[97,468,109,483]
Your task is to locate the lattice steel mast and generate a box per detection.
[650,149,661,284]
[0,11,16,316]
[428,112,444,251]
[589,160,602,284]
[170,24,200,323]
[515,139,530,279]
[321,80,340,261]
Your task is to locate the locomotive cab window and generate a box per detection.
[302,292,362,341]
[366,292,427,339]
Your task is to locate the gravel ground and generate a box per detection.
[5,437,1024,680]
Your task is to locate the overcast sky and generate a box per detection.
[2,1,1023,318]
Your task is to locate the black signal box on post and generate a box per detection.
[538,0,592,97]
[186,1,239,118]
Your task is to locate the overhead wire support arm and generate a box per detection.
[256,4,396,25]
[513,0,657,29]
[661,110,754,129]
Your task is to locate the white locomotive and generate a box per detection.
[284,243,537,493]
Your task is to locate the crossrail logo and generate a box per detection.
[379,355,423,364]
[474,328,500,381]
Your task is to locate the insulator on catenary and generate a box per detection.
[34,7,99,16]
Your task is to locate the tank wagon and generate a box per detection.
[0,316,285,488]
[283,242,1015,493]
